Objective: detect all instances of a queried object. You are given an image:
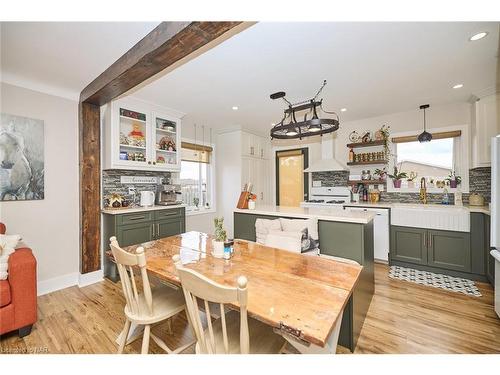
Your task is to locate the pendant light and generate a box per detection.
[417,104,432,143]
[270,80,339,140]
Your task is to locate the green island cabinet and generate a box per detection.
[391,213,492,283]
[103,207,185,281]
[234,212,374,353]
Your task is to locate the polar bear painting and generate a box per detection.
[0,113,44,201]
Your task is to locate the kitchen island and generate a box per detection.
[233,205,375,352]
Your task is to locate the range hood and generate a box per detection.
[304,135,347,172]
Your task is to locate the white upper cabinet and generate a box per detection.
[241,131,270,159]
[103,98,182,171]
[472,94,500,168]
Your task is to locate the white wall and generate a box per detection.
[186,212,216,234]
[0,83,80,293]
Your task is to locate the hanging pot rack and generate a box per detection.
[269,80,340,140]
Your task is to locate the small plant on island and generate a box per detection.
[213,217,227,243]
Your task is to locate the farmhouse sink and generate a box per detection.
[391,204,470,232]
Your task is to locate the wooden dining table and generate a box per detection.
[112,231,363,351]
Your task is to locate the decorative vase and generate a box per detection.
[248,200,256,210]
[408,181,415,188]
[212,240,224,258]
[393,179,402,188]
[450,180,458,188]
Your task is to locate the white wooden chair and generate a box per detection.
[173,254,284,354]
[110,237,191,354]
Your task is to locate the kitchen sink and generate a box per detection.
[390,204,470,232]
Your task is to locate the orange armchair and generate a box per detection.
[0,223,37,337]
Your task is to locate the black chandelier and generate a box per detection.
[269,80,340,140]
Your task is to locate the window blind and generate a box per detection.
[181,142,213,163]
[392,130,462,144]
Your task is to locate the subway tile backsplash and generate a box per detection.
[102,169,171,207]
[312,166,492,204]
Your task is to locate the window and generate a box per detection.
[390,128,468,191]
[179,142,213,212]
[396,138,454,181]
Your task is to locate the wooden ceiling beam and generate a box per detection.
[78,21,245,274]
[80,21,243,106]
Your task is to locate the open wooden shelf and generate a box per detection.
[347,140,386,148]
[348,179,386,185]
[347,160,388,166]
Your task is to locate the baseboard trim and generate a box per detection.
[37,273,78,296]
[78,269,104,288]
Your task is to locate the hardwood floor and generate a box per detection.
[1,263,499,354]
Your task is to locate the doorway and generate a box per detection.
[275,148,309,207]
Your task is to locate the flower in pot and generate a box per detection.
[213,217,227,258]
[374,168,387,181]
[406,171,418,188]
[388,166,407,189]
[446,170,461,189]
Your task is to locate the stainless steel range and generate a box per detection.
[300,187,351,208]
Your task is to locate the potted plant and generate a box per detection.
[446,170,461,188]
[388,166,407,188]
[407,171,418,188]
[213,217,227,258]
[374,168,387,181]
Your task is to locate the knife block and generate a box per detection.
[237,191,251,209]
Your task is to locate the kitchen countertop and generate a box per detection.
[102,204,186,215]
[343,202,490,215]
[234,205,375,224]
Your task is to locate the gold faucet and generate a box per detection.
[420,177,427,204]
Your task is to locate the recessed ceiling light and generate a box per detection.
[232,106,238,111]
[340,108,347,112]
[469,32,488,41]
[453,84,464,89]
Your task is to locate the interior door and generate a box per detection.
[276,149,308,207]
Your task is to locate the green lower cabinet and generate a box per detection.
[119,222,154,247]
[103,208,185,281]
[157,217,185,238]
[390,226,427,265]
[390,225,472,276]
[427,229,471,272]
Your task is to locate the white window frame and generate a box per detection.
[387,124,470,193]
[178,137,216,216]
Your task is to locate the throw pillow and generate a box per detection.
[255,218,282,244]
[0,234,21,280]
[280,218,319,251]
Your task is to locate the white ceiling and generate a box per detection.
[132,22,499,135]
[1,22,499,135]
[1,22,159,99]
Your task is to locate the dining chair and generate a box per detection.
[172,254,284,354]
[110,236,191,354]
